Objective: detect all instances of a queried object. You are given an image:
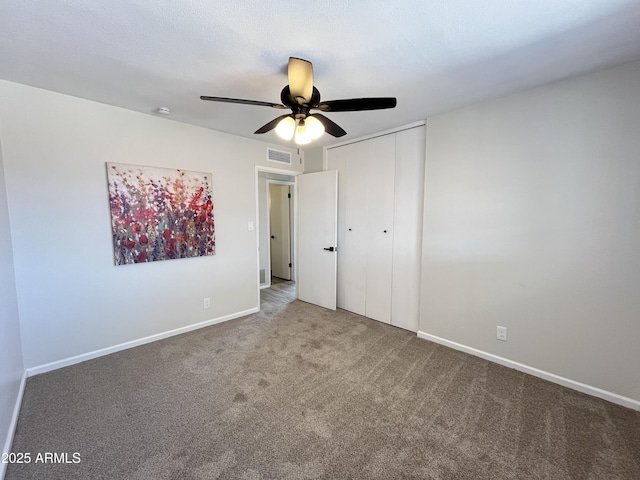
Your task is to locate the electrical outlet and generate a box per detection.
[203,297,211,309]
[497,326,508,342]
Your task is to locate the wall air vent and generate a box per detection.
[267,148,292,165]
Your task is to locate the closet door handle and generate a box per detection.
[323,246,336,252]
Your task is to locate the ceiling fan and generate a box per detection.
[200,57,397,144]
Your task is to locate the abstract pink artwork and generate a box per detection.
[107,162,215,265]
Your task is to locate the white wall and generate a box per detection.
[0,80,300,370]
[0,133,24,472]
[420,60,640,404]
[303,146,324,173]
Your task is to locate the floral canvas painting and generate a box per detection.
[107,162,215,265]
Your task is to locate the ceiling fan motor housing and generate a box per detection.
[281,86,321,119]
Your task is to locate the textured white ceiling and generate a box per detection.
[1,1,640,147]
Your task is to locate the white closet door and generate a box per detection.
[341,142,369,315]
[391,127,426,332]
[365,134,396,323]
[326,148,348,309]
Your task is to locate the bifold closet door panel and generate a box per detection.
[365,134,396,323]
[326,146,349,310]
[334,141,369,315]
[391,126,426,332]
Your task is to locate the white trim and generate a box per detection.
[265,181,272,285]
[417,331,640,411]
[255,165,303,177]
[292,175,299,286]
[326,120,426,150]
[266,179,296,185]
[255,169,265,293]
[26,308,258,377]
[1,371,27,480]
[255,166,300,297]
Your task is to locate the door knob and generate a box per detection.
[271,235,275,239]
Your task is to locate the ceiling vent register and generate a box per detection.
[267,148,292,165]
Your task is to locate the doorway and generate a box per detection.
[255,166,339,312]
[268,182,293,281]
[256,170,296,291]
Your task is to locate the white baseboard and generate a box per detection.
[26,308,259,377]
[417,331,640,412]
[1,370,27,480]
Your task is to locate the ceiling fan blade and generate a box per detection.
[200,96,286,109]
[310,114,347,138]
[288,57,314,104]
[316,97,397,112]
[254,114,291,134]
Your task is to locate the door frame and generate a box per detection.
[267,179,295,283]
[255,166,300,304]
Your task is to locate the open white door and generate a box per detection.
[297,170,338,310]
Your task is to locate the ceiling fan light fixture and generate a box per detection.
[305,116,325,140]
[294,119,311,145]
[275,116,295,140]
[200,57,397,142]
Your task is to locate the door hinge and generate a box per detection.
[289,263,292,268]
[288,193,291,198]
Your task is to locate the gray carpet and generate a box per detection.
[7,284,640,479]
